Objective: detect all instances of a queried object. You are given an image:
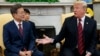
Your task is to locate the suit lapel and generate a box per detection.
[73,17,77,34]
[22,21,27,41]
[83,16,89,33]
[74,17,78,41]
[22,22,25,38]
[12,21,22,39]
[83,16,89,41]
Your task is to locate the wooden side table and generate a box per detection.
[97,44,100,50]
[50,48,60,56]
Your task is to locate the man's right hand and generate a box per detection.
[19,51,27,56]
[36,34,54,45]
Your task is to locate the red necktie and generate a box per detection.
[77,19,85,55]
[18,24,23,36]
[18,24,27,51]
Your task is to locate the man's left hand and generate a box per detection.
[85,52,92,56]
[25,51,32,56]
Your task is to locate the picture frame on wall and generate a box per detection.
[82,0,93,3]
[93,0,100,3]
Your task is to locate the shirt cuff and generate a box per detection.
[86,51,92,55]
[50,38,54,43]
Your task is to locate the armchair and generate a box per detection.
[0,13,13,56]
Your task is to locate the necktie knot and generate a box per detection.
[79,19,81,22]
[18,24,21,27]
[18,23,23,36]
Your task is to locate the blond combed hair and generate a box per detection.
[74,1,87,8]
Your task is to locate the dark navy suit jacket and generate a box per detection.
[53,16,97,54]
[3,20,36,54]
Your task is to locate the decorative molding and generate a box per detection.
[0,2,73,15]
[5,0,59,3]
[28,7,63,16]
[0,2,73,7]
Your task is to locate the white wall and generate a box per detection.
[0,0,4,2]
[30,16,62,35]
[93,3,100,29]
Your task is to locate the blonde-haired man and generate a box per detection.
[36,1,98,56]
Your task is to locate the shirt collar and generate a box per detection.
[14,19,23,25]
[77,15,85,22]
[14,19,23,29]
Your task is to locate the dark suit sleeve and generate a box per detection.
[53,18,68,44]
[3,25,20,54]
[28,25,36,51]
[87,20,97,54]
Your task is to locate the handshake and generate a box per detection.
[36,35,54,45]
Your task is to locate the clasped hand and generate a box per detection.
[19,51,32,56]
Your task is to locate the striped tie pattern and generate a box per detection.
[77,19,85,55]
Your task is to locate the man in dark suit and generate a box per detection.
[36,1,97,56]
[24,8,38,38]
[24,8,44,56]
[3,4,38,56]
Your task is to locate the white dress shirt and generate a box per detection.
[77,16,85,29]
[14,19,23,29]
